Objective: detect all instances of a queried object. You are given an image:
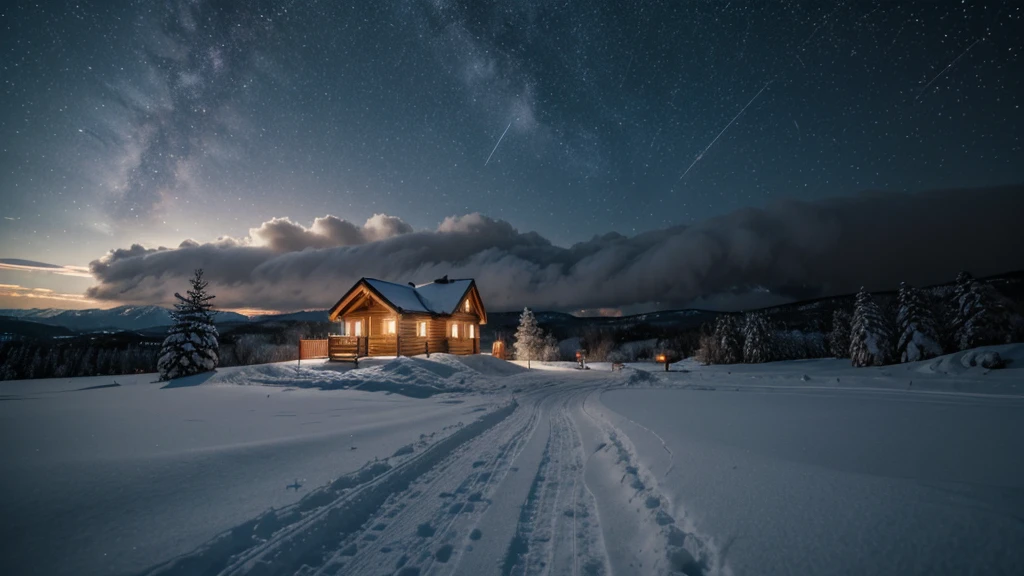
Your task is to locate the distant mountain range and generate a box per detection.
[3,270,1021,337]
[0,305,329,333]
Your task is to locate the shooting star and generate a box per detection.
[620,53,635,88]
[484,121,513,166]
[678,81,771,181]
[916,38,982,100]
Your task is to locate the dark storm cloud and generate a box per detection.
[85,186,1024,312]
[103,0,279,219]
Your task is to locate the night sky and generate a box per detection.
[1,1,1022,314]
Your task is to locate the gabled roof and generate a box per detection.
[363,279,431,314]
[328,277,486,323]
[413,279,474,315]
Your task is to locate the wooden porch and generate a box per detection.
[298,335,480,362]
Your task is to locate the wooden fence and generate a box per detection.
[328,336,365,359]
[298,339,329,360]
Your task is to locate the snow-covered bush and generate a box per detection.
[539,334,561,362]
[896,282,942,363]
[694,332,718,365]
[850,287,893,367]
[960,349,1005,369]
[158,269,219,380]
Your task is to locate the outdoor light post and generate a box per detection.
[656,353,669,371]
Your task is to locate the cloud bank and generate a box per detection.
[0,259,93,278]
[85,187,1024,313]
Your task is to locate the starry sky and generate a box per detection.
[1,0,1022,313]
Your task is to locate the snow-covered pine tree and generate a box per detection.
[849,287,892,367]
[513,307,543,369]
[713,315,742,364]
[953,271,1011,350]
[896,282,942,363]
[828,309,852,358]
[158,269,219,380]
[742,312,773,363]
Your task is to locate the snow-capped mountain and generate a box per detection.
[0,305,250,332]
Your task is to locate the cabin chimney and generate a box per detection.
[408,282,416,287]
[433,274,449,284]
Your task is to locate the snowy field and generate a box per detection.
[2,348,1023,575]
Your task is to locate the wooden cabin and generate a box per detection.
[325,276,487,361]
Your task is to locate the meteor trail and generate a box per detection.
[916,38,982,100]
[678,81,771,181]
[484,121,513,166]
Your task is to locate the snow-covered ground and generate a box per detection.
[2,348,1023,575]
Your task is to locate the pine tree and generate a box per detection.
[953,271,1011,350]
[513,307,543,369]
[713,315,742,364]
[158,269,220,380]
[849,287,892,367]
[28,349,43,379]
[896,282,942,363]
[742,312,773,363]
[828,309,852,358]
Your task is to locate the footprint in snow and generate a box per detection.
[434,544,453,563]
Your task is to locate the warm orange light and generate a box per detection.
[656,354,667,363]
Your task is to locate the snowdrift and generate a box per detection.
[210,354,524,397]
[652,343,1024,396]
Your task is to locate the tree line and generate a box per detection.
[698,272,1019,367]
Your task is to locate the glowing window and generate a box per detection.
[451,324,459,338]
[464,300,471,312]
[469,324,475,339]
[418,322,427,337]
[387,319,396,334]
[353,321,362,337]
[345,322,351,336]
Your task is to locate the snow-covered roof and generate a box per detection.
[359,278,477,316]
[414,279,474,315]
[363,279,431,314]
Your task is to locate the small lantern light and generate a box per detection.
[656,353,669,371]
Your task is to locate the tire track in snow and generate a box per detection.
[141,401,517,576]
[499,391,610,576]
[329,400,542,575]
